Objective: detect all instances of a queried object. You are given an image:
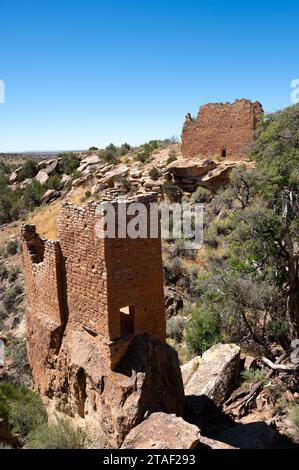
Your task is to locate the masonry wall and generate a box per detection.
[21,225,65,326]
[22,194,166,371]
[182,99,263,160]
[104,195,166,367]
[58,204,110,353]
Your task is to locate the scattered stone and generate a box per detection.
[121,412,200,449]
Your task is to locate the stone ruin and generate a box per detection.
[182,98,263,160]
[21,193,184,447]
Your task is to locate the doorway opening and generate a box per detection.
[120,305,135,338]
[221,149,227,159]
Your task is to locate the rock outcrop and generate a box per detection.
[121,412,200,449]
[182,343,240,418]
[167,158,246,192]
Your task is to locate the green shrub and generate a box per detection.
[162,181,182,202]
[167,150,178,165]
[134,152,149,163]
[120,143,131,155]
[0,265,8,279]
[241,369,268,385]
[47,174,62,191]
[22,180,45,209]
[114,176,132,193]
[185,304,221,355]
[191,186,211,204]
[88,146,99,151]
[8,266,21,282]
[204,224,219,248]
[149,167,160,181]
[166,316,186,342]
[18,160,38,181]
[71,169,81,181]
[0,382,47,437]
[163,257,183,284]
[59,153,80,175]
[2,283,23,311]
[6,239,19,255]
[85,190,92,198]
[27,416,92,449]
[291,405,299,430]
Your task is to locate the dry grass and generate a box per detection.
[0,185,88,247]
[27,186,87,240]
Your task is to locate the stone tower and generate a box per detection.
[21,193,166,373]
[182,98,263,160]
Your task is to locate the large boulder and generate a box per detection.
[80,155,100,165]
[27,320,184,448]
[167,159,217,177]
[9,167,22,184]
[121,412,200,449]
[166,158,245,192]
[200,163,236,191]
[35,170,49,185]
[182,343,240,418]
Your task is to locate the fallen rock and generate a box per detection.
[42,189,61,204]
[19,178,32,189]
[37,158,57,171]
[182,343,240,417]
[121,412,200,449]
[200,163,236,191]
[100,165,129,187]
[61,174,71,186]
[35,170,49,185]
[9,167,22,184]
[199,435,237,449]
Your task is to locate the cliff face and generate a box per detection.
[26,315,184,447]
[182,99,263,160]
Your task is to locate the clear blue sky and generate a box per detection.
[0,0,298,152]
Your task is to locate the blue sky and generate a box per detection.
[0,0,298,152]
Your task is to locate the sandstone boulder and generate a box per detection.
[37,158,56,170]
[167,158,217,177]
[199,435,237,449]
[121,412,200,449]
[9,167,22,184]
[35,170,49,185]
[182,343,240,417]
[200,163,236,191]
[80,155,100,165]
[42,189,61,204]
[100,165,129,186]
